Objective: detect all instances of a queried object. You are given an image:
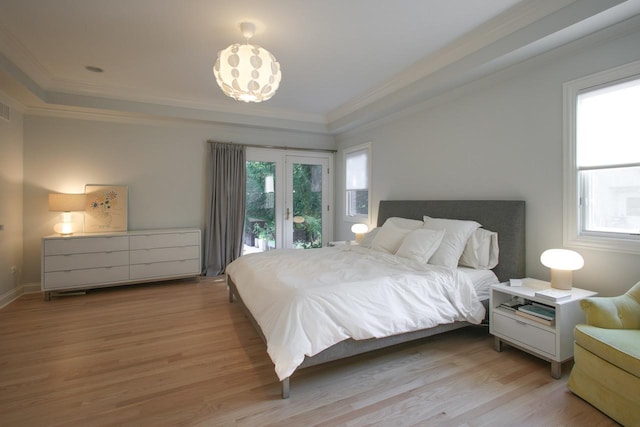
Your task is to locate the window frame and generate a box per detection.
[563,60,640,254]
[344,142,371,224]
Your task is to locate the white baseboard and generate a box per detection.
[0,282,41,310]
[22,282,41,293]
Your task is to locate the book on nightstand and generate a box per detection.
[515,309,555,326]
[535,288,572,302]
[518,304,555,320]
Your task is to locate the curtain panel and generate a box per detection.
[203,142,246,276]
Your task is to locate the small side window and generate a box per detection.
[344,143,371,223]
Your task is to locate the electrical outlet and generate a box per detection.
[10,266,17,275]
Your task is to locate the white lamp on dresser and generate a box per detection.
[48,193,86,235]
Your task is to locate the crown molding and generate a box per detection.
[336,9,640,141]
[0,15,52,90]
[328,0,632,135]
[326,0,577,125]
[46,76,328,127]
[1,0,636,137]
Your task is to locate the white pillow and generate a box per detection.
[396,228,445,264]
[386,217,423,230]
[371,221,412,254]
[422,216,481,268]
[358,227,379,248]
[459,228,499,269]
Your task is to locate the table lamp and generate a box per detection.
[48,193,86,235]
[351,223,369,243]
[540,249,584,290]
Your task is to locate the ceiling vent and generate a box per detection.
[0,102,10,122]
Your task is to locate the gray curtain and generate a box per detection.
[203,142,246,276]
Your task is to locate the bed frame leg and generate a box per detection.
[281,377,290,399]
[228,287,234,303]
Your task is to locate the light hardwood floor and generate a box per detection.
[0,277,618,426]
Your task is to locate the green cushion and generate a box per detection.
[574,324,640,378]
[580,281,640,329]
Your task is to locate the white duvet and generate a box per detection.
[225,245,486,380]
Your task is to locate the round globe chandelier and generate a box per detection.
[213,22,282,103]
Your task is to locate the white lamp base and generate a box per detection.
[53,222,74,235]
[550,269,572,290]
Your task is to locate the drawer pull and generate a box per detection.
[516,320,527,326]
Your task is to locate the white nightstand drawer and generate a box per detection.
[130,259,200,280]
[130,246,200,264]
[44,251,129,272]
[493,311,556,356]
[43,266,130,289]
[44,236,129,255]
[130,232,200,250]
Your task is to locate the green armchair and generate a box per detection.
[568,281,640,426]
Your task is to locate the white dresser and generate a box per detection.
[41,229,201,300]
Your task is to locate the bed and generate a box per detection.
[226,200,525,398]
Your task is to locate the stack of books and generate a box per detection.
[515,302,556,326]
[497,299,525,313]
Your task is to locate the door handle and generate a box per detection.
[286,208,290,220]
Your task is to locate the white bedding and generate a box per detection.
[458,267,499,301]
[225,245,490,380]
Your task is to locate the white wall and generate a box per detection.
[336,28,640,296]
[0,92,23,301]
[22,114,334,284]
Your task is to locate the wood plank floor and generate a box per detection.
[0,277,618,426]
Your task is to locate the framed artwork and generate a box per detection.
[84,185,128,233]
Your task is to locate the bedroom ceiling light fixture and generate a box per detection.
[213,22,282,103]
[540,249,584,290]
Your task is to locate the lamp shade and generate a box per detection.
[351,224,369,234]
[540,249,584,290]
[540,249,584,271]
[214,43,281,102]
[214,23,281,103]
[48,193,86,212]
[351,223,369,243]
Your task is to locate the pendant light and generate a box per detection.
[213,22,282,103]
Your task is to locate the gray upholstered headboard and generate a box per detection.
[377,200,525,282]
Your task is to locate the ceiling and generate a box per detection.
[1,0,639,135]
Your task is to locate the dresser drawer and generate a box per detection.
[43,266,130,290]
[130,259,200,280]
[493,311,556,356]
[44,236,129,255]
[130,246,200,265]
[44,251,129,272]
[130,232,200,250]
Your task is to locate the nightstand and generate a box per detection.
[489,278,597,378]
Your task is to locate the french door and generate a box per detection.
[244,148,332,252]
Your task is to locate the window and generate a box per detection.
[564,60,640,254]
[344,143,371,222]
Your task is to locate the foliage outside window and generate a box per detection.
[245,160,324,250]
[245,161,276,250]
[345,143,370,222]
[292,163,323,249]
[564,61,640,254]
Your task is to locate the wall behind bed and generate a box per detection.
[335,24,640,297]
